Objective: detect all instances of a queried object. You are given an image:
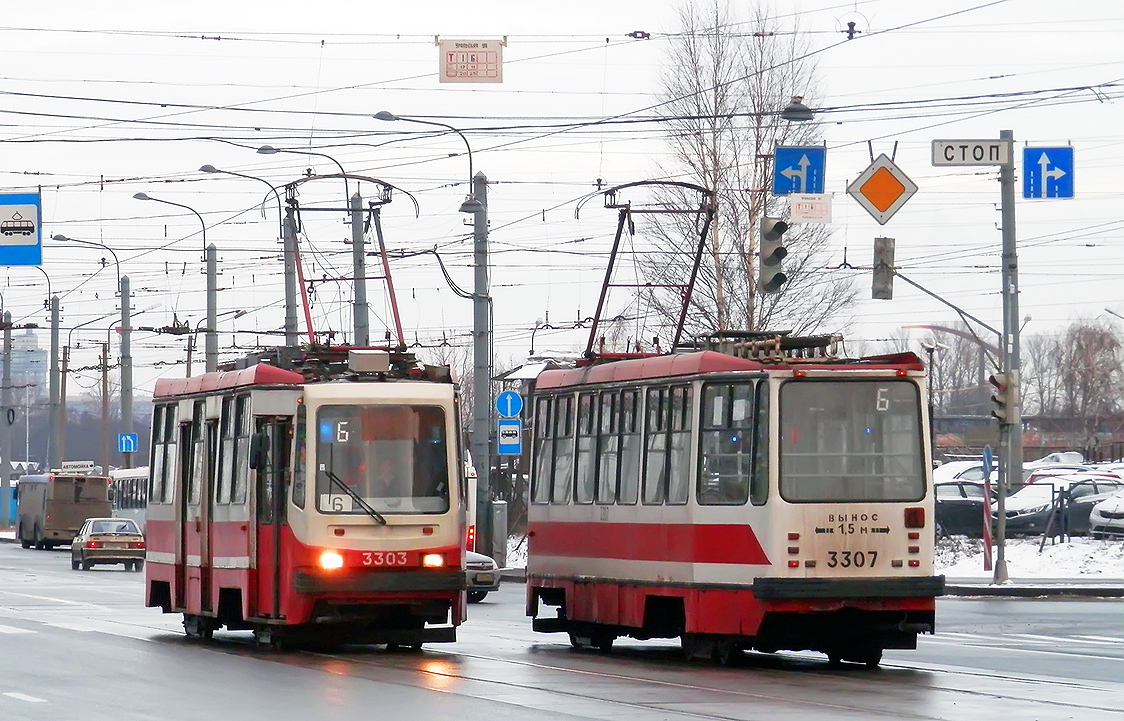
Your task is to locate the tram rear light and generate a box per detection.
[908,532,920,540]
[319,550,345,570]
[793,370,806,378]
[787,560,800,568]
[908,560,920,567]
[422,553,445,568]
[467,525,476,551]
[787,532,800,541]
[904,507,925,528]
[908,546,920,554]
[787,547,799,555]
[897,369,907,377]
[423,526,434,536]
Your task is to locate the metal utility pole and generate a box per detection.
[59,346,69,461]
[283,207,299,346]
[120,275,134,468]
[470,172,493,557]
[100,342,110,474]
[206,244,218,372]
[0,312,12,529]
[47,295,60,471]
[994,128,1021,584]
[350,191,369,346]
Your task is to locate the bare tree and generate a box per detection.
[641,0,855,338]
[1056,319,1124,439]
[1021,332,1063,416]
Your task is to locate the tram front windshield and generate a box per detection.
[315,404,450,514]
[779,380,925,503]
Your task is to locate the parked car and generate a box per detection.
[996,476,1124,536]
[466,550,501,603]
[1089,491,1124,538]
[934,480,989,537]
[70,517,146,571]
[933,460,994,484]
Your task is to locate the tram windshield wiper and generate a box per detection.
[324,450,387,525]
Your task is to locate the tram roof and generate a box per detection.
[535,350,924,389]
[153,363,304,399]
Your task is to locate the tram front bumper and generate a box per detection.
[293,568,467,595]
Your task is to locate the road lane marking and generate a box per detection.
[0,624,35,634]
[1077,635,1124,643]
[0,590,111,611]
[3,692,46,702]
[45,622,96,632]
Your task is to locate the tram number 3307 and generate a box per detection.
[361,551,411,567]
[826,550,878,568]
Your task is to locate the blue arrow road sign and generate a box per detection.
[118,433,139,454]
[1023,146,1074,199]
[773,146,826,196]
[0,192,43,266]
[495,390,524,418]
[982,445,993,483]
[497,419,522,456]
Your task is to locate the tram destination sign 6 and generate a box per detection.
[932,139,1012,166]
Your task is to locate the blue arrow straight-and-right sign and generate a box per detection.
[773,146,826,196]
[1022,146,1074,199]
[118,433,139,453]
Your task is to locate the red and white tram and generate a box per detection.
[145,348,468,647]
[526,335,943,666]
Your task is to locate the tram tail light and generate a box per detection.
[319,550,345,570]
[467,525,476,552]
[422,553,445,568]
[904,507,925,528]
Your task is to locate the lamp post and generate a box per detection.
[255,146,349,202]
[58,313,113,465]
[199,165,299,346]
[133,192,218,372]
[51,235,120,292]
[374,111,483,213]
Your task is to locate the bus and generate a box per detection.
[525,334,943,666]
[110,467,149,531]
[145,347,468,647]
[16,471,112,549]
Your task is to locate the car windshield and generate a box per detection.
[90,519,139,534]
[314,404,450,515]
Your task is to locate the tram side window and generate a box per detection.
[150,404,178,504]
[189,401,205,505]
[232,396,251,504]
[531,397,553,504]
[667,386,693,505]
[596,392,619,504]
[752,384,769,505]
[551,395,574,504]
[574,393,597,504]
[216,397,234,504]
[699,383,755,506]
[149,405,166,504]
[617,390,641,505]
[643,388,669,504]
[292,402,307,509]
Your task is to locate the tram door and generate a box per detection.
[182,401,210,615]
[175,420,192,610]
[253,417,292,619]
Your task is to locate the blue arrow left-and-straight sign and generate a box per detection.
[1023,146,1074,199]
[773,146,826,196]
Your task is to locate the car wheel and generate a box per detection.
[71,557,80,570]
[467,590,487,603]
[82,559,93,571]
[135,561,144,572]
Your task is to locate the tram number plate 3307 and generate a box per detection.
[360,551,411,567]
[825,550,878,568]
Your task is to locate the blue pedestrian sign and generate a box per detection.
[497,419,522,456]
[1022,146,1074,199]
[495,390,524,418]
[773,146,826,196]
[0,192,43,266]
[118,433,139,454]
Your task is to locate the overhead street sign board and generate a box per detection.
[846,154,918,226]
[788,194,832,224]
[495,390,523,418]
[772,146,826,195]
[118,433,139,454]
[932,139,1012,166]
[438,39,504,83]
[497,419,522,456]
[0,193,43,266]
[1022,146,1074,199]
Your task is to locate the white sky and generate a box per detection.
[2,0,1123,395]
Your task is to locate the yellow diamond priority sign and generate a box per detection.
[847,154,918,225]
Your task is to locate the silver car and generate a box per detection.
[1090,491,1124,538]
[466,550,501,602]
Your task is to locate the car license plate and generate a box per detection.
[474,573,495,585]
[107,542,127,549]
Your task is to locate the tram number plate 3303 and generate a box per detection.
[825,550,877,568]
[360,551,411,567]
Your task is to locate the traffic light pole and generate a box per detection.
[995,128,1021,585]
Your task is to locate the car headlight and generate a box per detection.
[1014,503,1051,516]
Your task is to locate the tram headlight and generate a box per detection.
[422,553,445,568]
[319,550,345,570]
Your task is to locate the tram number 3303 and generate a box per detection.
[826,550,878,568]
[361,551,410,567]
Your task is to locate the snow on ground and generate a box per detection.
[937,536,1124,578]
[505,535,528,569]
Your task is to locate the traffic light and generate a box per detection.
[872,237,895,300]
[988,370,1020,425]
[758,217,789,294]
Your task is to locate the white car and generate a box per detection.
[1089,490,1124,538]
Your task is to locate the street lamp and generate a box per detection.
[51,234,121,294]
[374,111,482,213]
[255,145,349,201]
[58,312,113,463]
[198,165,283,238]
[133,192,218,372]
[780,96,814,122]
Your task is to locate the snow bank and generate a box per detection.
[937,536,1124,578]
